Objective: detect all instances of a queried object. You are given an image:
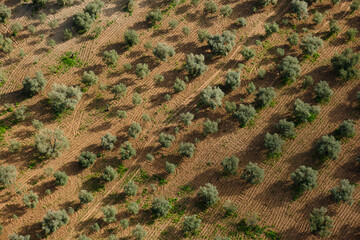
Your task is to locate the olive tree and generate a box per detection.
[35,128,69,158]
[200,86,224,110]
[312,11,323,24]
[183,215,201,234]
[197,29,210,42]
[293,98,320,124]
[158,133,175,148]
[152,196,171,217]
[309,207,334,237]
[185,53,208,77]
[222,200,237,217]
[264,133,285,158]
[198,183,219,208]
[42,209,69,234]
[127,202,139,215]
[54,171,68,186]
[274,119,296,139]
[103,50,119,67]
[111,83,127,99]
[290,0,308,20]
[314,81,333,103]
[132,224,147,240]
[0,4,11,23]
[84,0,104,17]
[101,166,117,182]
[23,191,39,208]
[128,122,142,138]
[78,190,94,204]
[264,22,279,36]
[178,142,196,158]
[241,162,264,184]
[208,31,236,56]
[0,165,17,186]
[153,42,175,61]
[101,133,117,150]
[315,135,341,160]
[22,71,47,97]
[329,19,340,35]
[135,63,150,79]
[124,180,138,196]
[124,29,139,47]
[48,84,82,114]
[221,155,239,175]
[173,78,186,93]
[203,118,218,135]
[120,141,136,160]
[204,1,217,13]
[73,12,94,33]
[220,5,232,17]
[165,161,176,173]
[277,56,301,83]
[14,106,27,122]
[241,47,256,60]
[0,33,13,53]
[335,119,355,139]
[233,104,256,127]
[287,32,299,46]
[8,234,30,240]
[291,165,318,193]
[346,28,358,42]
[81,71,98,86]
[330,179,355,205]
[331,48,360,81]
[255,87,276,108]
[78,151,96,168]
[225,71,240,90]
[300,34,323,56]
[146,9,163,26]
[180,112,194,126]
[101,205,117,223]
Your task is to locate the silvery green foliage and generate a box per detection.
[101,133,117,150]
[23,190,39,208]
[198,183,219,208]
[158,133,175,148]
[225,70,241,90]
[290,0,308,20]
[101,166,117,182]
[22,71,47,97]
[309,207,334,237]
[0,165,17,186]
[315,135,341,160]
[153,42,175,61]
[35,128,69,158]
[300,34,323,56]
[221,155,239,175]
[178,142,196,158]
[183,215,201,234]
[101,205,117,223]
[185,53,208,77]
[291,165,318,192]
[132,224,147,240]
[48,84,82,113]
[330,179,355,205]
[81,71,98,86]
[152,196,172,217]
[208,31,236,56]
[277,56,301,82]
[42,209,69,234]
[200,86,225,110]
[241,162,264,184]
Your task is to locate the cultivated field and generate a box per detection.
[0,0,360,239]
